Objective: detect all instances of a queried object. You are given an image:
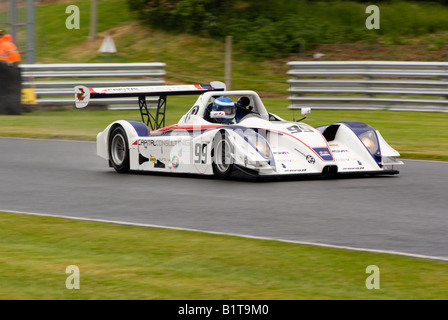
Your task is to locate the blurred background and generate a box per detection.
[2,0,448,97]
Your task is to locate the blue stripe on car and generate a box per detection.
[126,120,150,137]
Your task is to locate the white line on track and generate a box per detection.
[2,209,448,262]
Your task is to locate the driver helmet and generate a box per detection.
[212,96,235,123]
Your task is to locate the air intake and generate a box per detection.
[322,165,338,175]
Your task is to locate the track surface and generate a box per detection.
[1,138,447,260]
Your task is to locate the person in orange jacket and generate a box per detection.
[0,28,21,67]
[0,28,22,114]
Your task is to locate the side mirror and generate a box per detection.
[296,107,311,122]
[301,107,311,115]
[210,81,226,91]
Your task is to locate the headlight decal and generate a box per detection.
[339,121,382,165]
[229,127,276,170]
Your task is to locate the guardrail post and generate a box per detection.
[225,35,232,91]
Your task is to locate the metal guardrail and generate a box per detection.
[287,61,448,112]
[20,63,166,109]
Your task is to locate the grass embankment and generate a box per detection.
[1,96,448,161]
[30,0,288,94]
[1,211,447,300]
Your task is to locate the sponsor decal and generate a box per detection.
[285,169,307,173]
[294,148,305,157]
[138,153,149,165]
[294,148,315,164]
[154,160,165,168]
[139,153,167,168]
[306,155,315,164]
[75,87,86,101]
[172,156,180,169]
[138,138,191,149]
[335,158,351,162]
[139,154,149,165]
[319,150,330,156]
[312,147,334,161]
[342,166,365,171]
[331,149,349,153]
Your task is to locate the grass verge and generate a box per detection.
[1,211,447,300]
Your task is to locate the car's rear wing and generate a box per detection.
[74,81,226,130]
[74,81,226,109]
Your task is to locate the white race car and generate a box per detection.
[74,82,403,179]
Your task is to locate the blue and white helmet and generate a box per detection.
[212,96,235,123]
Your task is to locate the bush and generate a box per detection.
[127,0,448,59]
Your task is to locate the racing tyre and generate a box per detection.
[211,131,234,178]
[109,126,130,173]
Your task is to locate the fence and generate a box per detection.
[20,63,166,109]
[287,61,448,112]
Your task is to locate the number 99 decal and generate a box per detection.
[286,124,314,134]
[194,143,207,164]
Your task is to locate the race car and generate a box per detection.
[74,81,403,179]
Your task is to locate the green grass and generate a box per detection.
[36,0,135,60]
[2,97,448,161]
[1,211,447,300]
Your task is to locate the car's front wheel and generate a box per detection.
[109,126,130,173]
[211,131,234,178]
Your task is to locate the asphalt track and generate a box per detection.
[1,137,447,260]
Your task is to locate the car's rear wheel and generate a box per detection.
[109,126,130,173]
[212,131,234,178]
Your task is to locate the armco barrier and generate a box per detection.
[20,63,166,109]
[287,61,448,112]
